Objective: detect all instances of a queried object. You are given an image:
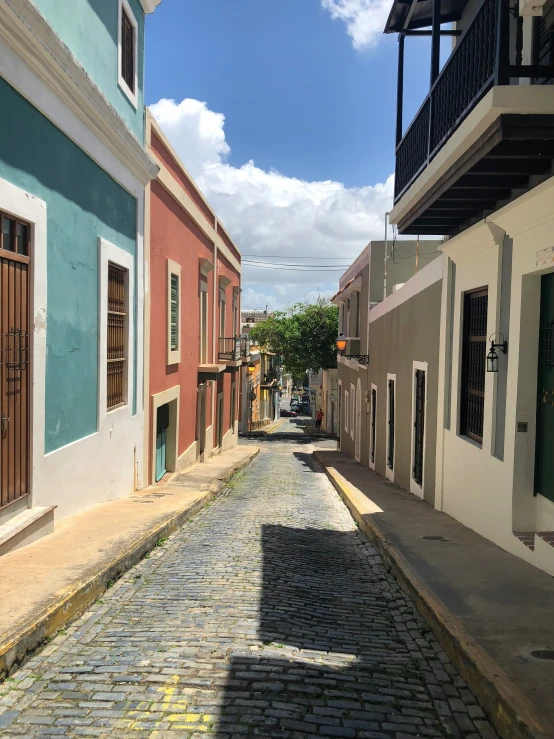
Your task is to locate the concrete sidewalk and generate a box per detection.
[314,450,554,739]
[0,445,258,681]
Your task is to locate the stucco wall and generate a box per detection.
[368,278,442,504]
[0,76,137,454]
[149,180,214,459]
[32,0,145,140]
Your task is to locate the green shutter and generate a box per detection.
[170,274,179,351]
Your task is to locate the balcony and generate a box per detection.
[218,336,241,363]
[240,336,251,362]
[390,0,554,235]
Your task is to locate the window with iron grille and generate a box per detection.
[231,383,236,431]
[371,388,377,464]
[387,379,395,470]
[460,288,488,443]
[107,263,127,410]
[170,274,179,351]
[120,4,135,94]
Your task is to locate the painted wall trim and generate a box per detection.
[370,257,442,323]
[0,1,158,192]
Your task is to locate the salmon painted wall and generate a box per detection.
[150,180,214,457]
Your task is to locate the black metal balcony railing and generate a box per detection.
[218,336,241,362]
[240,336,250,359]
[395,0,504,201]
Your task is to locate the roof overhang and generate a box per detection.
[331,275,363,304]
[140,0,162,13]
[384,0,467,33]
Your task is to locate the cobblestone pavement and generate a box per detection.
[0,433,495,739]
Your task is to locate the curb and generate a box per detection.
[0,448,259,681]
[314,451,551,739]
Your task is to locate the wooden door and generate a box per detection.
[198,385,206,458]
[0,213,30,509]
[535,273,554,501]
[155,404,169,482]
[370,388,376,464]
[413,369,426,486]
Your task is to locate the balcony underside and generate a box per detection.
[397,114,554,236]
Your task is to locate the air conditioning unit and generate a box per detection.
[392,283,405,293]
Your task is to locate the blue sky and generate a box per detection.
[145,0,437,309]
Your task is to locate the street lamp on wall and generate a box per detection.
[487,333,508,373]
[335,333,369,366]
[247,362,256,376]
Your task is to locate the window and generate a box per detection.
[460,288,488,444]
[410,362,427,497]
[233,295,239,336]
[170,275,179,350]
[200,281,209,364]
[118,0,138,107]
[350,383,355,440]
[1,213,29,256]
[387,377,395,473]
[231,382,236,431]
[344,390,349,434]
[219,290,226,339]
[107,263,127,411]
[370,386,377,468]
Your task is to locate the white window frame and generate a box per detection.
[410,360,428,498]
[118,0,139,109]
[219,288,226,339]
[200,280,209,365]
[385,373,396,482]
[369,383,377,471]
[167,259,181,366]
[98,237,134,421]
[344,389,349,435]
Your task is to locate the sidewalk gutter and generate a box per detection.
[0,445,259,682]
[314,450,551,739]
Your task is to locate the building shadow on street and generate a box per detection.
[213,525,451,738]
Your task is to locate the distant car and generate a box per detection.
[280,409,297,417]
[290,402,300,411]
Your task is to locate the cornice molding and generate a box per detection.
[200,258,215,277]
[233,286,242,296]
[1,1,158,188]
[140,0,162,13]
[219,275,232,289]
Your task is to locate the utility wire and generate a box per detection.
[242,263,346,272]
[244,259,351,268]
[242,254,353,260]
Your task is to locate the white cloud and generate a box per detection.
[321,0,390,50]
[149,97,394,309]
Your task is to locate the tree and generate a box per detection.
[249,298,338,378]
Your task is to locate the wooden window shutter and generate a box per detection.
[121,6,135,93]
[170,273,179,351]
[107,264,126,410]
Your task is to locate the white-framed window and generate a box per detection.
[167,259,181,366]
[233,295,239,336]
[386,374,396,482]
[344,389,349,434]
[355,379,362,462]
[200,279,209,364]
[369,383,377,470]
[231,381,236,432]
[219,288,226,339]
[410,361,428,498]
[350,383,355,440]
[98,238,134,418]
[118,0,138,109]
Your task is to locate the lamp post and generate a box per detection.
[247,362,255,432]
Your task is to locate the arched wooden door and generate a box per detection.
[0,212,30,509]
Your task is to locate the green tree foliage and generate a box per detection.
[249,298,338,377]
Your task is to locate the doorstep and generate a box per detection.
[314,450,554,739]
[0,444,259,681]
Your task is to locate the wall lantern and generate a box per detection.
[247,362,256,376]
[335,333,369,366]
[487,333,508,373]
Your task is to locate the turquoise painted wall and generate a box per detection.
[0,77,138,453]
[31,0,145,142]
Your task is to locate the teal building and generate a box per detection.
[0,0,160,553]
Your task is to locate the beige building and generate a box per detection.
[386,0,554,574]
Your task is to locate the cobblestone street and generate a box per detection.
[0,426,494,738]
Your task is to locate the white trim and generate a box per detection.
[0,179,47,510]
[0,2,158,192]
[118,0,139,110]
[167,258,181,366]
[140,0,162,14]
[355,379,362,462]
[370,257,442,323]
[151,384,180,485]
[98,238,134,422]
[369,384,377,471]
[410,361,428,498]
[386,374,396,482]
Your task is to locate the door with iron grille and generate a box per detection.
[413,370,425,487]
[370,388,376,465]
[0,212,30,509]
[535,272,554,502]
[388,379,395,470]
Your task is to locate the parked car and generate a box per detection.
[280,409,297,417]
